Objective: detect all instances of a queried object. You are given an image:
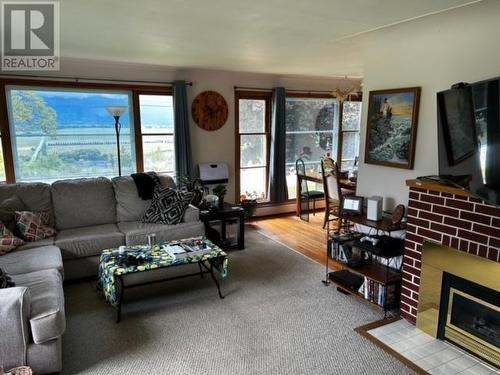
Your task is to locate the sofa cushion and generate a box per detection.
[51,177,117,230]
[12,269,65,344]
[183,205,200,223]
[15,237,55,252]
[0,183,54,227]
[0,246,63,276]
[55,224,124,259]
[142,186,193,225]
[112,174,176,222]
[0,223,24,256]
[15,211,57,242]
[118,220,204,246]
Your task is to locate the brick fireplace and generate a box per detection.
[401,180,500,323]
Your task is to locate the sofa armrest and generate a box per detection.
[0,287,31,369]
[183,204,200,223]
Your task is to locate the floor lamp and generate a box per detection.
[105,106,128,176]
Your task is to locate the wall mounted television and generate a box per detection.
[437,78,500,206]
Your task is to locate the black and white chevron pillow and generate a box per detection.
[0,267,15,288]
[142,185,193,225]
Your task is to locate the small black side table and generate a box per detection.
[199,203,245,250]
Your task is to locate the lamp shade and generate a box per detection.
[105,106,128,118]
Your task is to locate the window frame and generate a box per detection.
[338,95,363,170]
[234,91,362,206]
[285,92,339,201]
[235,90,272,202]
[135,91,175,175]
[0,78,172,183]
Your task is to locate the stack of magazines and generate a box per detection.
[165,239,212,259]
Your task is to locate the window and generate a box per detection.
[6,86,135,182]
[237,92,271,201]
[285,97,339,199]
[340,101,362,171]
[235,91,361,204]
[0,80,175,183]
[138,94,175,174]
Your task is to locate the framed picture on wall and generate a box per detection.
[364,87,421,169]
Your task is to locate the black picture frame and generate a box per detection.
[437,85,478,166]
[342,196,364,215]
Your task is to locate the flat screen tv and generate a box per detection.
[437,78,500,206]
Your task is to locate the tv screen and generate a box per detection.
[437,78,500,206]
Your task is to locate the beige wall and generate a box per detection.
[356,0,500,211]
[32,59,359,204]
[10,0,496,211]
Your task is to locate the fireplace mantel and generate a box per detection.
[406,179,473,198]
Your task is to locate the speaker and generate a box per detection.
[367,196,383,221]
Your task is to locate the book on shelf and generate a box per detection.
[360,279,388,306]
[363,277,368,299]
[358,278,365,295]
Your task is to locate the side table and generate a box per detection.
[199,203,245,250]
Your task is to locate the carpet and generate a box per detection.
[62,228,414,374]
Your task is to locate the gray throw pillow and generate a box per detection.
[142,185,193,225]
[0,267,15,288]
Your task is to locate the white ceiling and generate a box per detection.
[60,0,481,77]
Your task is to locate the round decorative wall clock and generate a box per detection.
[191,91,228,131]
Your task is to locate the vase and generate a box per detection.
[240,200,258,218]
[217,196,224,209]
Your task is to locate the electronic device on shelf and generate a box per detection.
[328,270,364,291]
[341,196,364,215]
[360,236,380,246]
[331,232,364,243]
[367,196,383,221]
[354,236,405,257]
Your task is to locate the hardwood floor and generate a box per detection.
[249,211,330,266]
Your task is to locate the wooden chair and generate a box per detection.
[296,158,324,221]
[321,157,353,233]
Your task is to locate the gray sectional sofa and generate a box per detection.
[0,175,204,373]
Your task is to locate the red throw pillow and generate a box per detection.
[0,222,25,255]
[15,211,57,242]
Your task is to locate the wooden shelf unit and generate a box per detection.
[323,218,404,315]
[330,256,401,285]
[327,274,388,310]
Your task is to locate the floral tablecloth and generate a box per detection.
[97,238,228,306]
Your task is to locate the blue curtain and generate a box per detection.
[173,80,193,179]
[268,87,288,202]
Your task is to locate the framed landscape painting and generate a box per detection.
[364,87,421,169]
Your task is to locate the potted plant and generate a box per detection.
[212,184,227,208]
[240,191,259,218]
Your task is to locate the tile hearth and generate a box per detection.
[368,319,499,374]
